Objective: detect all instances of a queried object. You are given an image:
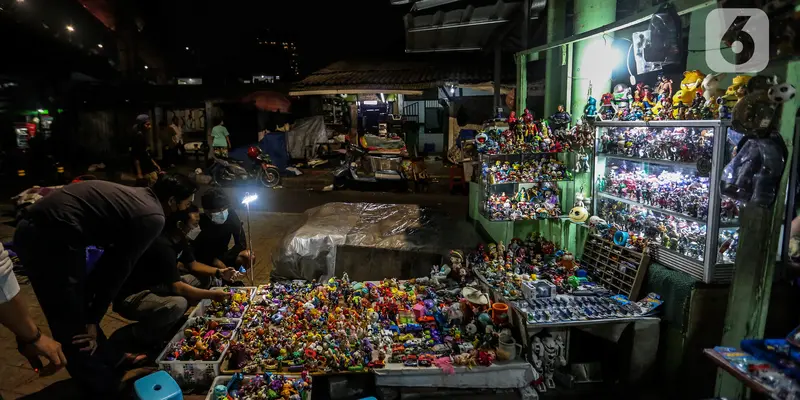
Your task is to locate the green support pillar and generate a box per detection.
[544,0,567,117]
[569,0,617,120]
[516,54,528,113]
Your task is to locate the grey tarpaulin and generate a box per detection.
[271,202,482,282]
[286,116,330,159]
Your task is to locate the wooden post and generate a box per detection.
[716,60,799,398]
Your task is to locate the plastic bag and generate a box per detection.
[720,133,787,206]
[643,3,682,64]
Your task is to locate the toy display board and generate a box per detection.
[156,317,242,388]
[189,287,256,319]
[592,120,739,283]
[204,373,311,400]
[581,235,650,300]
[705,347,800,399]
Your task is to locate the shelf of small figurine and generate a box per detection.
[581,234,650,300]
[595,197,708,263]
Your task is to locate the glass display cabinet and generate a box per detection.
[592,121,740,283]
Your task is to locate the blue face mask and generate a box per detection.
[210,209,229,224]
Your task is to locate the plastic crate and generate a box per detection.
[189,287,256,319]
[156,317,242,389]
[204,374,311,400]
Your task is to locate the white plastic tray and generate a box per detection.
[155,317,242,389]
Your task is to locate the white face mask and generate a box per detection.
[210,209,229,224]
[186,226,201,240]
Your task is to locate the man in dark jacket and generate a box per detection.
[13,173,196,396]
[188,188,252,288]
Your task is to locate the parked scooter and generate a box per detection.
[332,142,406,189]
[209,145,281,188]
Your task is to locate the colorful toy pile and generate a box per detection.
[597,126,714,163]
[224,261,511,376]
[485,184,562,221]
[599,166,711,219]
[481,158,573,184]
[712,346,800,399]
[211,372,312,400]
[162,317,239,362]
[204,287,254,318]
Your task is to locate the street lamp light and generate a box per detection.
[66,25,75,32]
[97,44,103,48]
[144,65,149,70]
[242,193,258,284]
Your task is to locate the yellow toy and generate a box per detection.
[722,75,751,109]
[678,70,705,105]
[671,90,686,119]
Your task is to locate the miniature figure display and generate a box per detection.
[485,183,563,221]
[476,107,579,155]
[162,317,240,362]
[469,233,663,329]
[200,287,254,318]
[221,265,510,377]
[582,71,794,122]
[481,158,573,184]
[212,372,312,400]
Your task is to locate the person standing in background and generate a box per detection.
[131,115,161,186]
[209,116,231,158]
[169,116,184,166]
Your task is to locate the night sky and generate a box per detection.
[138,0,409,77]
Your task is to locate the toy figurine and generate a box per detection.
[677,70,705,107]
[549,105,571,130]
[584,97,597,119]
[542,336,566,389]
[531,337,546,392]
[574,152,590,173]
[655,73,673,101]
[702,73,726,108]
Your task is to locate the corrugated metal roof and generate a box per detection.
[293,59,517,92]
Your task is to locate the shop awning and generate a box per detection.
[290,58,519,96]
[400,0,544,53]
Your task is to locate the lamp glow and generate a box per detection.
[242,194,258,205]
[66,25,75,32]
[97,44,103,48]
[36,109,44,113]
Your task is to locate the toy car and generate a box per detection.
[392,344,405,353]
[368,360,386,369]
[417,316,435,323]
[397,333,415,342]
[418,354,434,367]
[404,323,423,332]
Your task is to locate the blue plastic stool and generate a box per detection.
[134,371,183,400]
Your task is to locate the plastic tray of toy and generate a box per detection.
[204,374,311,400]
[156,317,242,389]
[189,287,256,319]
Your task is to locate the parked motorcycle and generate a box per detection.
[209,145,281,188]
[333,142,406,189]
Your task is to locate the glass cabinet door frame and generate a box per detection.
[592,120,733,283]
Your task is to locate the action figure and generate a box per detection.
[549,105,571,131]
[542,336,566,389]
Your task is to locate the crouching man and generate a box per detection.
[110,207,230,352]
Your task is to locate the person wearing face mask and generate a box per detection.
[12,174,196,396]
[189,188,253,287]
[109,206,231,352]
